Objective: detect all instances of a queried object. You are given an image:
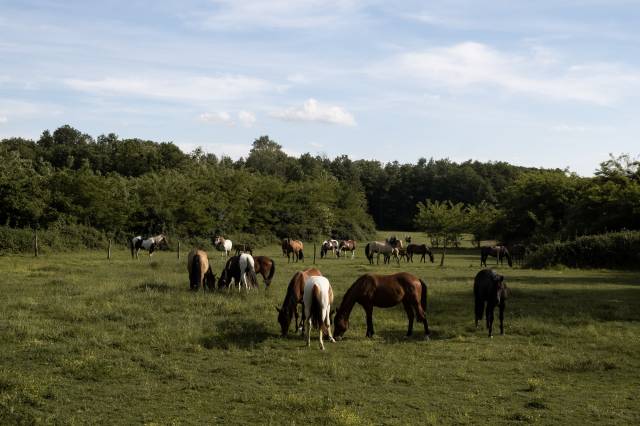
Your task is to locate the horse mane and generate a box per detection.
[335,275,367,322]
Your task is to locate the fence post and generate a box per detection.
[313,243,316,264]
[34,230,38,257]
[177,241,181,260]
[108,239,112,260]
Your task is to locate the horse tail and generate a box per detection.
[248,263,259,289]
[190,255,202,290]
[266,259,275,287]
[298,249,304,262]
[130,239,135,259]
[365,243,371,260]
[420,279,428,313]
[310,285,322,330]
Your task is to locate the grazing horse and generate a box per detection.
[480,245,512,267]
[281,239,288,257]
[253,256,276,288]
[214,236,233,258]
[338,240,356,259]
[333,272,430,339]
[474,269,509,337]
[130,234,167,259]
[303,276,336,350]
[276,268,322,336]
[217,254,258,291]
[234,243,253,256]
[406,244,434,263]
[283,238,304,263]
[320,239,339,259]
[365,240,402,265]
[187,249,215,291]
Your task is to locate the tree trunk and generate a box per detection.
[440,239,447,266]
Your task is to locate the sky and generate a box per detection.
[1,0,639,175]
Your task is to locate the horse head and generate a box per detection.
[276,305,294,337]
[333,312,349,339]
[495,275,508,303]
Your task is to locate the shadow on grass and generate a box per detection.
[200,319,271,350]
[134,281,175,293]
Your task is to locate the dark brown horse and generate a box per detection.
[406,243,434,263]
[480,245,512,267]
[276,268,322,336]
[253,255,276,288]
[283,238,304,263]
[333,272,430,339]
[187,249,215,291]
[337,240,356,259]
[234,243,253,256]
[474,269,509,337]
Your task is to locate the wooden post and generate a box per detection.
[34,230,38,257]
[107,239,112,260]
[313,243,316,264]
[177,241,181,260]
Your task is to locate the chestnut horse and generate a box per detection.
[338,240,356,259]
[253,255,276,288]
[480,246,512,267]
[406,244,434,263]
[303,276,336,350]
[187,249,215,291]
[283,238,304,263]
[276,268,322,336]
[474,269,509,337]
[333,272,430,339]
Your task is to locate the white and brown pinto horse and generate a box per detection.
[320,239,339,259]
[365,239,402,265]
[214,236,233,258]
[217,253,258,291]
[187,249,215,291]
[338,240,357,259]
[130,234,167,259]
[303,275,336,350]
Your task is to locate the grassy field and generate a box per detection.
[1,243,639,425]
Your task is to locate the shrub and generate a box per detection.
[525,231,640,269]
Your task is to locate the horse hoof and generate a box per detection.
[329,337,336,343]
[489,335,493,339]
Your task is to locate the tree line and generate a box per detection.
[1,125,638,250]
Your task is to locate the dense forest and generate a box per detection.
[1,125,639,251]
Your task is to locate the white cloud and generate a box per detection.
[65,75,276,102]
[271,98,356,126]
[373,42,640,105]
[0,115,7,124]
[309,141,324,148]
[237,110,256,127]
[198,111,234,125]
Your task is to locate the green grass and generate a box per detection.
[1,245,639,424]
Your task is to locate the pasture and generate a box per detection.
[1,244,639,425]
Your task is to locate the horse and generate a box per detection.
[276,268,322,337]
[474,269,509,337]
[510,244,526,266]
[281,239,288,257]
[480,245,512,267]
[405,235,412,244]
[333,272,430,339]
[217,254,258,291]
[320,239,339,259]
[130,234,168,259]
[234,243,253,256]
[338,240,356,259]
[283,238,304,263]
[365,240,402,265]
[406,244,434,263]
[187,249,215,291]
[303,275,336,350]
[214,236,233,258]
[253,255,276,288]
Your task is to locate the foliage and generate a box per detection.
[525,231,640,269]
[414,199,467,265]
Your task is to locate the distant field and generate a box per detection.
[1,245,639,424]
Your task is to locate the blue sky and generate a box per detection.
[1,0,639,175]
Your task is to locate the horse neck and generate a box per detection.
[335,281,361,321]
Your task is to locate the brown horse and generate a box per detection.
[474,269,509,337]
[333,272,430,339]
[338,240,356,259]
[480,246,512,267]
[281,239,288,257]
[276,268,322,336]
[283,238,304,263]
[253,255,276,287]
[406,243,434,263]
[234,243,253,256]
[187,249,215,291]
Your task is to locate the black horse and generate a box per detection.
[474,269,509,337]
[480,245,512,267]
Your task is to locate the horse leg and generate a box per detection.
[403,300,415,337]
[415,300,430,337]
[364,304,374,338]
[486,304,495,338]
[326,313,336,343]
[499,301,505,335]
[306,316,312,347]
[319,327,324,350]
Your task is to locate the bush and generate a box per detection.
[525,231,640,269]
[0,224,108,254]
